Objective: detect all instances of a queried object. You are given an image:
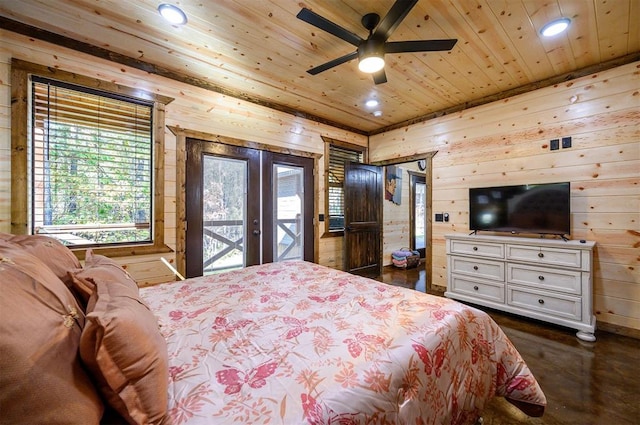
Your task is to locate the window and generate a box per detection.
[31,78,153,246]
[322,137,366,234]
[11,59,173,256]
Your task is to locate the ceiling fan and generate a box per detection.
[297,0,458,84]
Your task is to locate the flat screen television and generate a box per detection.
[469,182,570,236]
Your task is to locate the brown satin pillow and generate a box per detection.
[70,249,137,306]
[0,241,104,424]
[0,232,82,286]
[80,275,170,424]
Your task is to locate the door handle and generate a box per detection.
[253,229,261,235]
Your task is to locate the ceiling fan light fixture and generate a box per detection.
[358,41,385,73]
[358,56,385,73]
[540,17,570,37]
[158,4,188,26]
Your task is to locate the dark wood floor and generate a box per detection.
[378,265,640,425]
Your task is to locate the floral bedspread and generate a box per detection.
[140,261,546,425]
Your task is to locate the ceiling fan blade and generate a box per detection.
[297,8,363,47]
[373,69,387,85]
[373,0,419,41]
[306,51,359,75]
[385,39,458,54]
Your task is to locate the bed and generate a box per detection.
[0,233,546,425]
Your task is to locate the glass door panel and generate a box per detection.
[202,155,247,274]
[273,164,304,262]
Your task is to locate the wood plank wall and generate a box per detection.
[370,61,640,334]
[0,30,366,283]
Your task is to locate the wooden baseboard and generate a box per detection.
[597,321,640,340]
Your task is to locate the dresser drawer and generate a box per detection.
[450,256,504,282]
[506,244,581,268]
[450,275,505,303]
[449,239,504,259]
[507,287,581,321]
[507,264,582,295]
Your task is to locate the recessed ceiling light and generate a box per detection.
[158,4,188,26]
[540,17,570,37]
[365,99,379,108]
[373,110,383,117]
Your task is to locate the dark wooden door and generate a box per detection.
[262,151,315,263]
[344,161,383,277]
[185,138,261,278]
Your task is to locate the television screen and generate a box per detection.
[469,182,570,236]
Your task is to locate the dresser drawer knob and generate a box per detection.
[473,265,479,270]
[538,299,545,304]
[538,252,544,258]
[473,246,478,251]
[473,285,479,291]
[538,275,545,281]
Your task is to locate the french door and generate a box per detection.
[185,138,314,278]
[262,152,314,263]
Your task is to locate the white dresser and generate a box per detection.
[444,233,596,341]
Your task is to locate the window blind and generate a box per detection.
[31,77,154,246]
[327,144,363,231]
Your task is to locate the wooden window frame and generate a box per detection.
[10,59,174,259]
[321,136,367,238]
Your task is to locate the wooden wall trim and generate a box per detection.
[371,151,437,167]
[168,127,322,160]
[173,129,188,277]
[11,58,174,105]
[0,17,366,136]
[10,67,28,234]
[10,59,172,258]
[598,321,640,340]
[377,153,436,292]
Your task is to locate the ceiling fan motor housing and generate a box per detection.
[359,39,385,60]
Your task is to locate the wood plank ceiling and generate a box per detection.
[0,0,638,134]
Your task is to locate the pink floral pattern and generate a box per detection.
[140,261,546,424]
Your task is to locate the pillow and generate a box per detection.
[0,232,82,287]
[80,275,170,424]
[0,241,104,424]
[70,249,137,306]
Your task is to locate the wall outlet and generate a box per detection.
[435,213,444,222]
[550,139,559,150]
[562,136,572,148]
